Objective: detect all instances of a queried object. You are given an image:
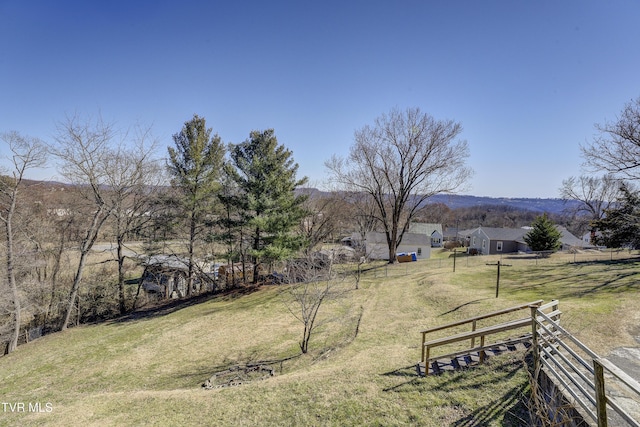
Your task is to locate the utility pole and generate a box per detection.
[486,260,512,298]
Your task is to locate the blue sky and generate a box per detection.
[1,0,639,198]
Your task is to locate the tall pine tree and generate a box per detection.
[593,183,640,249]
[524,213,562,252]
[167,114,225,295]
[228,129,309,283]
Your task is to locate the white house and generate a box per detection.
[364,231,431,260]
[408,223,444,247]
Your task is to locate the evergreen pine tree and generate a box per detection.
[228,129,309,283]
[167,114,225,295]
[593,183,640,249]
[524,213,562,252]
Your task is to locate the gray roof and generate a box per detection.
[473,226,583,247]
[409,223,443,236]
[365,231,429,246]
[143,254,190,270]
[476,227,528,242]
[458,227,480,237]
[557,226,584,247]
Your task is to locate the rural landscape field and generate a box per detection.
[4,2,640,426]
[1,249,638,426]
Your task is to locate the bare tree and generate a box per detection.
[101,126,162,314]
[282,257,347,354]
[559,175,621,241]
[298,190,348,253]
[582,96,640,180]
[343,191,379,240]
[0,131,47,353]
[51,114,115,331]
[326,107,471,263]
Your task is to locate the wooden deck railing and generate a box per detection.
[419,299,544,370]
[418,300,640,425]
[531,302,640,427]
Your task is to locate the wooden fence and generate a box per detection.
[418,300,640,426]
[419,300,544,372]
[531,302,640,427]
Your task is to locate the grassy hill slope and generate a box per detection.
[1,251,639,426]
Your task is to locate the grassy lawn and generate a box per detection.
[1,251,639,426]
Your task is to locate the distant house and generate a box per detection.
[466,227,530,255]
[408,223,444,247]
[141,254,215,298]
[557,226,587,250]
[443,227,461,242]
[364,231,431,260]
[463,226,584,255]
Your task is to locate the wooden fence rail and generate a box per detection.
[531,303,640,427]
[419,300,544,374]
[418,299,640,426]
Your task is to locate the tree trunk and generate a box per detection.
[4,195,20,354]
[387,224,399,264]
[117,232,126,314]
[252,226,261,284]
[187,210,196,296]
[61,207,108,331]
[61,248,89,331]
[45,226,66,328]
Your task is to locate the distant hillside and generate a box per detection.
[298,188,581,215]
[425,194,580,214]
[11,180,580,215]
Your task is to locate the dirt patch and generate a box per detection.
[202,365,275,389]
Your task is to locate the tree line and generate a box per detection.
[0,114,320,354]
[2,98,640,355]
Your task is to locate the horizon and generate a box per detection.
[13,176,576,203]
[2,1,639,198]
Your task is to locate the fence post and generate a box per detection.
[530,305,540,375]
[470,319,477,348]
[453,249,457,272]
[594,359,608,427]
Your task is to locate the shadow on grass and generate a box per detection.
[451,382,530,427]
[110,286,261,324]
[382,355,530,426]
[510,258,640,299]
[438,298,490,317]
[381,365,424,392]
[570,271,640,297]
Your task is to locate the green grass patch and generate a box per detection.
[1,252,639,425]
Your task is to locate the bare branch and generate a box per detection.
[582,96,640,180]
[326,107,472,262]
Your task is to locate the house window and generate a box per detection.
[417,247,422,256]
[472,236,476,245]
[482,239,486,249]
[497,241,503,252]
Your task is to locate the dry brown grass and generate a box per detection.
[1,250,638,426]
